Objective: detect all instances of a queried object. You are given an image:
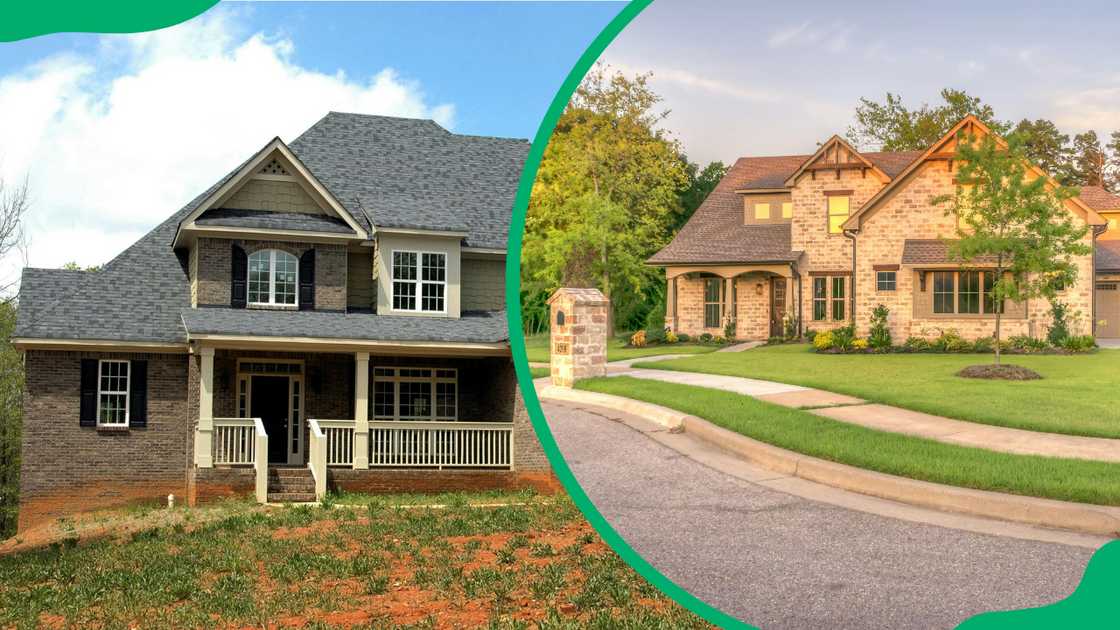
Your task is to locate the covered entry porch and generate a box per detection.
[664,263,801,340]
[191,341,517,502]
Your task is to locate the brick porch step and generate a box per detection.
[268,467,315,496]
[267,491,317,503]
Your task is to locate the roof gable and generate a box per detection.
[783,135,891,187]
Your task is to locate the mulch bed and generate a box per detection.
[956,364,1043,380]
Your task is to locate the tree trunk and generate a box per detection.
[994,311,1002,367]
[602,241,612,335]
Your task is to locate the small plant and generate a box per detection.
[644,327,667,345]
[723,317,736,341]
[804,328,818,343]
[783,313,799,340]
[665,330,678,344]
[972,336,995,353]
[1062,335,1096,352]
[766,336,784,345]
[902,336,931,352]
[1008,335,1047,352]
[868,304,892,351]
[852,338,869,350]
[629,330,646,347]
[698,332,713,343]
[812,331,835,351]
[713,335,727,344]
[1046,300,1071,347]
[677,332,690,342]
[831,325,856,351]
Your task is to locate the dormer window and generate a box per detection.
[392,250,447,313]
[754,203,770,220]
[781,202,793,219]
[248,249,298,306]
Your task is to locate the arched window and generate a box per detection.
[248,249,298,306]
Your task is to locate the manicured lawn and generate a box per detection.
[0,491,708,629]
[578,377,1120,506]
[637,344,1120,439]
[522,333,719,363]
[530,366,550,379]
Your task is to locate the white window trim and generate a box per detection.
[390,249,448,314]
[372,366,458,421]
[247,249,299,307]
[97,359,130,427]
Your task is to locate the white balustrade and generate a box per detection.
[212,418,257,465]
[367,421,513,469]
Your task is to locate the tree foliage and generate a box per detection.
[847,89,1009,151]
[522,65,690,332]
[932,132,1090,365]
[0,174,28,537]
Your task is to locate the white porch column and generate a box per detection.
[352,351,370,469]
[194,346,215,467]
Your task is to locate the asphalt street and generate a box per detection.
[543,400,1099,630]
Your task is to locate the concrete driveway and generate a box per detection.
[543,400,1098,630]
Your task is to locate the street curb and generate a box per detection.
[539,386,1120,537]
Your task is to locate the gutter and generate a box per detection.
[842,229,859,325]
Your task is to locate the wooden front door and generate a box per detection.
[769,278,787,338]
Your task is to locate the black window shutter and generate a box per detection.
[129,360,148,428]
[79,359,98,427]
[299,249,315,311]
[231,244,247,309]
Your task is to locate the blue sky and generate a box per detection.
[0,1,622,281]
[602,0,1120,165]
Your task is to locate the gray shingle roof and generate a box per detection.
[181,308,508,344]
[195,208,354,234]
[289,112,528,249]
[15,113,521,344]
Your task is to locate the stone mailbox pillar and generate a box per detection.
[547,288,609,387]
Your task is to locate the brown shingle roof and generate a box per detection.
[1097,241,1120,272]
[901,239,999,265]
[649,149,922,265]
[1078,185,1120,211]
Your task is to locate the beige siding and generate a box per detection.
[742,193,793,225]
[461,257,505,311]
[222,178,323,214]
[347,251,375,310]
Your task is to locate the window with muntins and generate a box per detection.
[393,251,446,313]
[876,271,897,291]
[812,276,848,321]
[248,249,297,306]
[831,277,846,320]
[372,367,457,421]
[932,270,999,315]
[812,278,827,321]
[98,360,129,426]
[703,278,723,328]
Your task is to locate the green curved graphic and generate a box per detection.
[502,1,1117,629]
[1,0,218,42]
[957,539,1118,629]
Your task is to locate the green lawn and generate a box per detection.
[522,333,719,363]
[579,377,1120,506]
[0,492,708,628]
[637,344,1120,439]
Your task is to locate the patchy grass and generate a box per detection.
[523,333,718,364]
[638,344,1120,439]
[0,491,709,629]
[578,376,1120,506]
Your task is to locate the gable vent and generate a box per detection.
[259,158,290,176]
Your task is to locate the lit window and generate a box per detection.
[754,203,770,219]
[372,367,457,421]
[393,251,446,313]
[876,271,896,291]
[98,360,129,426]
[247,249,297,306]
[827,195,850,234]
[781,202,793,219]
[1109,217,1119,231]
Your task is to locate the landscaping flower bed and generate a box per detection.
[628,328,731,349]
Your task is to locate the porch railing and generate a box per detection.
[307,419,328,500]
[212,417,267,504]
[369,421,513,469]
[319,420,357,466]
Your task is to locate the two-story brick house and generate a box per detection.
[650,116,1120,342]
[12,112,552,531]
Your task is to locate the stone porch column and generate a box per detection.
[725,276,734,328]
[194,346,215,467]
[353,351,370,469]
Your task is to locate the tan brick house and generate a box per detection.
[650,116,1120,342]
[13,113,552,531]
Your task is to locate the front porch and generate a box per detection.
[192,348,519,502]
[665,264,800,341]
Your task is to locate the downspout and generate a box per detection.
[791,261,802,337]
[843,228,859,327]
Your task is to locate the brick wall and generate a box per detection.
[19,351,192,531]
[461,257,505,311]
[194,237,347,311]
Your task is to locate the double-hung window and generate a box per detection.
[372,367,457,421]
[98,360,129,427]
[703,278,723,328]
[876,271,897,291]
[393,251,446,313]
[812,278,827,321]
[811,276,847,321]
[248,249,297,306]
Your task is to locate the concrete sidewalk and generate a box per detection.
[611,367,1120,463]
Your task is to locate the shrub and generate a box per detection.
[713,335,727,344]
[926,328,962,352]
[902,337,931,352]
[972,336,995,353]
[1046,300,1071,347]
[868,304,892,351]
[1008,335,1047,352]
[629,330,646,347]
[804,328,818,343]
[812,331,835,351]
[698,332,714,343]
[767,336,784,345]
[723,318,736,341]
[1062,335,1096,353]
[831,325,856,352]
[783,314,800,340]
[677,332,691,343]
[946,338,974,353]
[644,327,667,345]
[665,330,679,344]
[852,338,869,350]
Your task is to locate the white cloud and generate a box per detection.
[612,62,781,104]
[767,20,852,53]
[1051,85,1120,133]
[0,8,454,287]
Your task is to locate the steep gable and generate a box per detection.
[783,136,891,187]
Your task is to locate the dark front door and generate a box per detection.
[770,278,787,338]
[251,376,290,464]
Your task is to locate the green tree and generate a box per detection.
[1069,130,1107,187]
[1107,131,1120,192]
[62,261,101,272]
[523,65,688,332]
[847,89,1009,151]
[933,132,1090,366]
[0,301,21,537]
[1012,118,1072,183]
